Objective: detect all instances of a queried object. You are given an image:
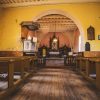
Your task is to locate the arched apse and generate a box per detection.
[33,9,85,51]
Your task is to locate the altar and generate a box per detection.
[49,51,60,57]
[38,32,71,57]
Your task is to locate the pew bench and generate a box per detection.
[78,57,96,84]
[0,56,36,99]
[75,51,100,88]
[79,57,96,76]
[89,59,100,89]
[76,57,82,71]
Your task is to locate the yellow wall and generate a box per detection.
[0,8,3,45]
[0,3,100,51]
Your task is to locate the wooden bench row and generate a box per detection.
[0,56,37,99]
[64,51,100,90]
[75,51,100,90]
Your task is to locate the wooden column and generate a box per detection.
[76,58,81,71]
[20,59,24,79]
[8,59,14,88]
[86,59,90,76]
[89,60,96,75]
[26,58,31,72]
[80,59,83,72]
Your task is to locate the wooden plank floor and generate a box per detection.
[8,66,100,100]
[46,58,64,66]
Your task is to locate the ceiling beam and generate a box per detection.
[0,0,100,8]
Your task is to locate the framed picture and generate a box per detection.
[23,40,31,51]
[23,40,37,52]
[87,26,95,40]
[98,35,100,40]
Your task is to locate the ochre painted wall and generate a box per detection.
[0,3,100,51]
[0,8,3,46]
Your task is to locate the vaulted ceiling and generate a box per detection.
[37,14,77,32]
[0,0,100,8]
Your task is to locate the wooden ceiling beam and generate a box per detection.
[0,0,100,8]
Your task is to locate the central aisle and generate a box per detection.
[10,66,99,100]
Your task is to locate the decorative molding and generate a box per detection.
[0,0,100,8]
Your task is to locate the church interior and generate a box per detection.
[0,0,100,100]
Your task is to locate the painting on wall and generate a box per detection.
[98,35,100,40]
[87,26,95,40]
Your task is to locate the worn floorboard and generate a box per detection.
[7,66,100,100]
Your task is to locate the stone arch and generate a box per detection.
[33,9,85,51]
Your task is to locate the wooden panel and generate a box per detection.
[0,0,100,8]
[77,52,84,57]
[96,62,100,89]
[83,51,100,57]
[0,51,23,57]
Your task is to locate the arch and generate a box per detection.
[33,9,85,51]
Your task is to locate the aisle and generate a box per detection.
[10,66,100,100]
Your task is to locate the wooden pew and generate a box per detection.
[69,51,100,90]
[0,59,14,88]
[86,58,97,77]
[78,58,96,84]
[95,59,100,90]
[76,52,83,71]
[0,56,36,72]
[26,56,37,71]
[76,57,81,71]
[76,51,100,73]
[79,58,100,89]
[80,58,88,74]
[76,51,100,87]
[0,56,35,99]
[89,59,100,89]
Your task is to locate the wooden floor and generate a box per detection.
[46,58,64,66]
[8,66,100,100]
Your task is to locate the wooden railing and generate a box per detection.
[65,56,76,68]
